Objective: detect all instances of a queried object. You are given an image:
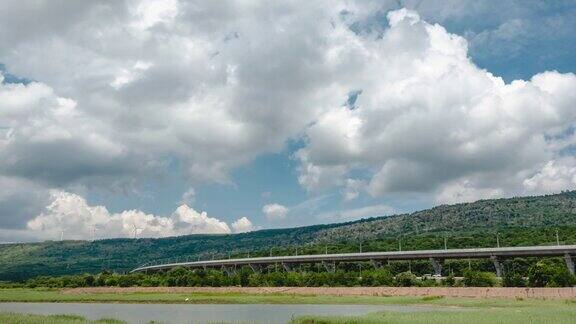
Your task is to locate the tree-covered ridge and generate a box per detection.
[1,191,576,281]
[314,191,576,242]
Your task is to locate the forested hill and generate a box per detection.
[313,191,576,242]
[2,191,576,281]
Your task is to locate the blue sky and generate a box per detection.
[1,0,576,241]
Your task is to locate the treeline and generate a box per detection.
[3,191,576,281]
[6,258,573,289]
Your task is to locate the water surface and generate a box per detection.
[0,302,447,323]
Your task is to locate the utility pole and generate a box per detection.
[496,232,500,248]
[360,241,363,253]
[556,229,560,246]
[325,245,328,255]
[444,236,448,250]
[90,225,98,242]
[398,236,402,252]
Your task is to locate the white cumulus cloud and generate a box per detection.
[26,191,240,240]
[231,217,255,233]
[262,203,289,221]
[296,8,576,203]
[0,1,576,240]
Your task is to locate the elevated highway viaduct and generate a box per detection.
[131,245,576,277]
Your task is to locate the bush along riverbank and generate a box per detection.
[3,258,574,289]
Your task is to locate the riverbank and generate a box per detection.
[1,287,576,306]
[293,301,576,324]
[1,299,576,324]
[63,286,576,299]
[0,312,123,324]
[1,288,576,323]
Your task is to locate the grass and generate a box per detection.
[2,289,576,323]
[0,288,575,308]
[0,288,564,307]
[0,312,124,324]
[0,288,434,305]
[292,301,576,324]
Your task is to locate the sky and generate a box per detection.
[1,0,576,242]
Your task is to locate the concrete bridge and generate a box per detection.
[131,245,576,277]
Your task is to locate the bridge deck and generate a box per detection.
[131,245,576,273]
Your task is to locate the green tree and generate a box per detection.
[394,271,419,287]
[462,270,496,287]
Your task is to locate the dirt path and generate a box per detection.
[63,286,576,299]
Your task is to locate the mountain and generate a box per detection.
[1,191,576,281]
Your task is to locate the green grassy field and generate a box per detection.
[0,312,123,324]
[0,288,572,307]
[1,289,576,323]
[0,288,433,304]
[292,302,576,324]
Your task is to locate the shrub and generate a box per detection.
[528,260,575,287]
[442,275,456,287]
[462,270,496,287]
[502,272,526,287]
[394,271,420,287]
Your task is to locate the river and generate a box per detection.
[0,302,448,323]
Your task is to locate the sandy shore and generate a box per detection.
[63,286,576,299]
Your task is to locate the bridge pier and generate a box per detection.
[249,263,262,274]
[491,256,504,277]
[565,254,575,275]
[282,262,294,272]
[322,261,336,273]
[429,258,442,276]
[371,259,383,269]
[221,265,236,276]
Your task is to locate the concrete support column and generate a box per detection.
[429,258,442,276]
[282,262,293,272]
[322,261,336,273]
[249,264,261,274]
[491,256,504,277]
[565,254,575,275]
[371,259,382,269]
[221,265,235,276]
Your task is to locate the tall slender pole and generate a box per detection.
[398,236,402,251]
[325,245,328,255]
[444,236,447,250]
[360,241,363,253]
[496,232,500,248]
[556,229,560,246]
